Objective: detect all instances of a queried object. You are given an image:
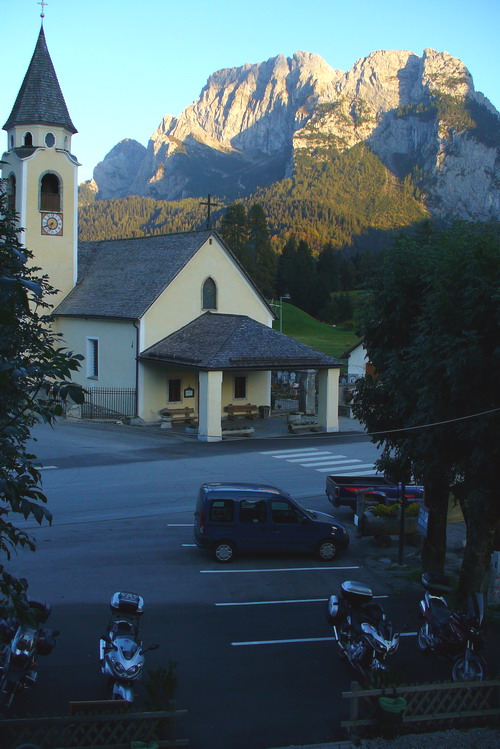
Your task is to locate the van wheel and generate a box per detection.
[214,541,236,563]
[316,539,337,561]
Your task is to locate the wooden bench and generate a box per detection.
[224,403,259,420]
[159,406,196,424]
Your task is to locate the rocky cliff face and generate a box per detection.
[88,48,500,221]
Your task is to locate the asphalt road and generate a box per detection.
[5,420,496,748]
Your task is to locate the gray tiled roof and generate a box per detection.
[140,312,342,369]
[55,231,215,318]
[3,26,77,134]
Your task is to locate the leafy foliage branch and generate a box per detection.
[0,183,84,618]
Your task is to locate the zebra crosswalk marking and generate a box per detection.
[259,448,377,476]
[288,453,346,463]
[315,463,378,474]
[260,448,319,455]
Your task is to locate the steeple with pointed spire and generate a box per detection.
[1,23,79,304]
[3,25,76,134]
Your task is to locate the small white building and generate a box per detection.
[343,340,368,383]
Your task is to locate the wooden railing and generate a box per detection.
[342,679,500,739]
[0,702,188,749]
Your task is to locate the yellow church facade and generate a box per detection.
[2,24,341,442]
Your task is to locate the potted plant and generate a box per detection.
[360,502,420,537]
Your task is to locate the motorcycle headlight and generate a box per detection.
[127,663,142,676]
[110,657,126,675]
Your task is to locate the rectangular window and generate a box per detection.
[234,376,246,399]
[86,338,99,378]
[239,500,267,524]
[168,378,181,403]
[271,500,301,524]
[209,500,234,523]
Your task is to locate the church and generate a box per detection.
[2,23,341,441]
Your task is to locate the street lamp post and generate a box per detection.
[279,294,291,333]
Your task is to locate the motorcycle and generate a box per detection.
[417,572,486,681]
[99,591,159,702]
[0,600,58,711]
[326,580,400,687]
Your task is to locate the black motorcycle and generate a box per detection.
[326,580,400,687]
[418,572,486,681]
[0,600,59,710]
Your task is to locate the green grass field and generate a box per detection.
[273,302,360,363]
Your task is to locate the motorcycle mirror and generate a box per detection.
[141,643,160,654]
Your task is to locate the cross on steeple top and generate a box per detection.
[38,0,48,19]
[200,194,220,230]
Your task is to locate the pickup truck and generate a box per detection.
[325,475,425,511]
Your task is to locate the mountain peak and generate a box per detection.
[88,48,500,222]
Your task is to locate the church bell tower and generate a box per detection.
[1,23,79,305]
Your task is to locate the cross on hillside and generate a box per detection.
[200,194,220,230]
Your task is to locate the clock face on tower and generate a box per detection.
[41,212,63,236]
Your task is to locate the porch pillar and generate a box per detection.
[198,370,223,442]
[317,367,340,432]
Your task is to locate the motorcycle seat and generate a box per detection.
[429,598,451,627]
[348,603,384,633]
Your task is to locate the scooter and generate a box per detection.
[0,600,58,711]
[326,580,400,687]
[99,591,159,701]
[417,572,486,681]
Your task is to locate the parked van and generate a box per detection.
[193,482,349,563]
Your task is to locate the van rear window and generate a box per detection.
[210,500,234,523]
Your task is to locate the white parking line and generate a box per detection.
[232,636,334,646]
[216,595,388,606]
[37,465,58,470]
[232,631,416,646]
[201,566,360,574]
[168,523,194,526]
[217,598,328,606]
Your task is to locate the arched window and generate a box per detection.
[202,277,217,310]
[24,132,33,147]
[6,174,16,213]
[40,173,61,212]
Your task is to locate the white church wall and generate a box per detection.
[55,317,137,388]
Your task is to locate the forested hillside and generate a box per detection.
[79,143,429,248]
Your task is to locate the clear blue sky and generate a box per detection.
[2,0,499,183]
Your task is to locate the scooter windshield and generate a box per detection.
[118,637,140,660]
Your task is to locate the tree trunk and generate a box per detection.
[421,475,449,574]
[457,487,498,607]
